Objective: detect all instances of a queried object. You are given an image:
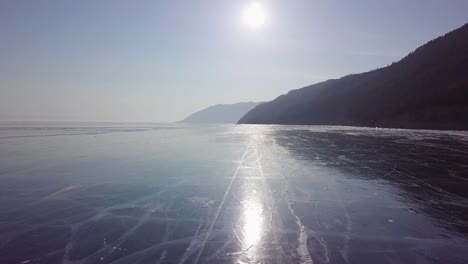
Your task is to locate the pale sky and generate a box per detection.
[1,0,467,122]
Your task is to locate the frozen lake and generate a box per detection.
[1,123,468,264]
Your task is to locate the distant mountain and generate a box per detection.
[179,102,261,124]
[239,24,468,130]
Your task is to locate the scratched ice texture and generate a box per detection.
[0,122,468,264]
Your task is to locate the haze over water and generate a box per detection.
[1,123,468,263]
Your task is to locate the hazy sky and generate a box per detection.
[1,0,467,122]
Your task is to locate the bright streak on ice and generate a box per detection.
[242,199,264,248]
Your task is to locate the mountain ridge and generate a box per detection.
[238,23,468,130]
[179,102,261,124]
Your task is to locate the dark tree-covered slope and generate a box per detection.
[179,102,261,124]
[238,24,468,130]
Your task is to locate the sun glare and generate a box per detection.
[243,200,263,247]
[243,2,266,29]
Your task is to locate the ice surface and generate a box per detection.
[0,123,468,263]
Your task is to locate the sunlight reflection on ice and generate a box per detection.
[239,196,265,264]
[243,199,263,247]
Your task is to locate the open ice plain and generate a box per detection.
[1,123,468,264]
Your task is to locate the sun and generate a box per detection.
[243,2,266,29]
